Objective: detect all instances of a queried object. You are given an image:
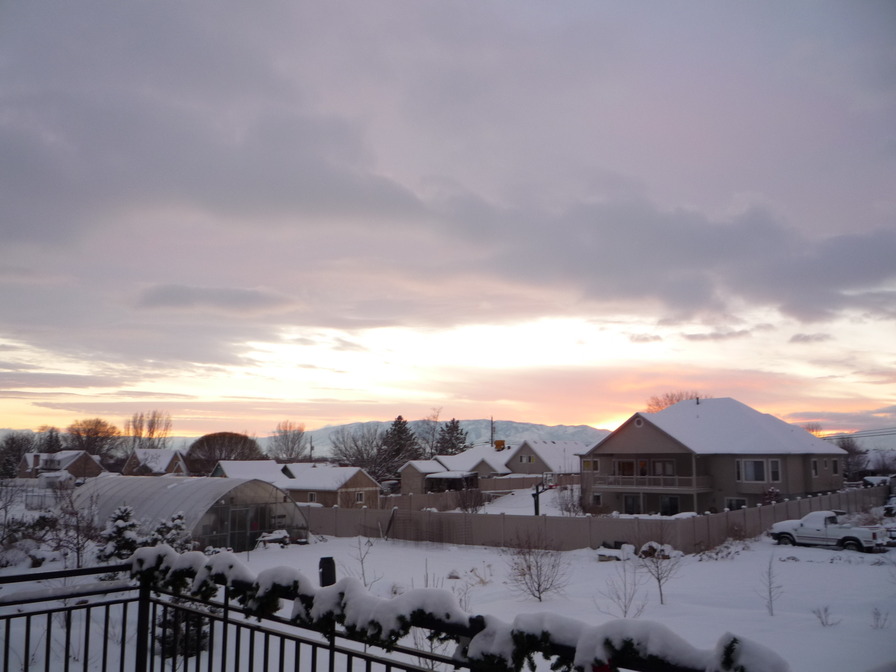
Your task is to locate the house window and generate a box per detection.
[812,460,818,477]
[769,460,780,483]
[832,459,839,475]
[592,493,603,506]
[307,492,317,503]
[591,459,599,472]
[725,498,747,510]
[355,492,364,503]
[582,459,592,471]
[652,460,675,476]
[660,496,680,516]
[519,455,534,464]
[737,459,765,482]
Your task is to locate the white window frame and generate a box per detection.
[307,492,317,503]
[355,492,364,503]
[592,493,603,506]
[769,459,781,483]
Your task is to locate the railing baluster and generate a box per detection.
[24,613,31,672]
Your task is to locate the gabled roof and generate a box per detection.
[21,451,102,472]
[619,397,846,455]
[510,440,588,472]
[399,459,445,475]
[436,444,511,474]
[280,464,373,491]
[212,460,287,481]
[129,448,186,475]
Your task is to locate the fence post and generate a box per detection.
[134,574,151,672]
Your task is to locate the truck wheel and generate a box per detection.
[841,539,863,552]
[777,534,795,546]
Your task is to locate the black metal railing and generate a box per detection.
[0,564,464,672]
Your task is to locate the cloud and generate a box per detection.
[138,284,296,315]
[790,333,833,344]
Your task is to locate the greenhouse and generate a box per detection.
[72,476,308,552]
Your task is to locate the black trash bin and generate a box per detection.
[319,556,336,587]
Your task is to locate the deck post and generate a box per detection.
[134,574,151,672]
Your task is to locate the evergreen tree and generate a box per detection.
[0,432,34,478]
[380,416,422,479]
[97,505,140,562]
[435,419,468,456]
[147,511,192,552]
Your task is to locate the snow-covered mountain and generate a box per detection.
[303,419,610,455]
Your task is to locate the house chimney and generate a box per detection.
[696,397,700,405]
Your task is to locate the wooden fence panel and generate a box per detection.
[300,486,889,554]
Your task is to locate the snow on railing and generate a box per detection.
[129,546,789,672]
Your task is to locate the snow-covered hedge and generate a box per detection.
[128,549,789,672]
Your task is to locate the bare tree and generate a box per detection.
[555,485,583,517]
[870,449,896,474]
[757,553,783,616]
[645,391,712,413]
[454,488,485,513]
[66,418,122,465]
[123,410,172,452]
[186,432,265,476]
[330,424,387,479]
[836,436,868,479]
[417,407,442,459]
[596,548,647,618]
[51,487,102,568]
[268,420,308,462]
[638,540,683,606]
[503,530,570,602]
[801,422,823,437]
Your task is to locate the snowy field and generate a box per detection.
[240,533,896,672]
[226,487,896,672]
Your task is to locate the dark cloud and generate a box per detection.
[790,333,833,344]
[138,284,296,315]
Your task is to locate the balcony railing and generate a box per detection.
[588,474,713,490]
[0,555,771,672]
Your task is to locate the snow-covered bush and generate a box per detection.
[96,505,140,563]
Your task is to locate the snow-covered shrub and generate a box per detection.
[243,566,314,618]
[96,505,140,563]
[145,511,192,553]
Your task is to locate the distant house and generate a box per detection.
[210,460,381,509]
[399,440,587,494]
[579,397,847,516]
[17,451,105,481]
[278,464,381,508]
[121,448,189,476]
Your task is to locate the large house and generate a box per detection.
[399,440,587,494]
[17,450,105,481]
[579,397,846,516]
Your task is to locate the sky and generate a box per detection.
[1,1,895,439]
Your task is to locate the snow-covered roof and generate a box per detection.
[399,459,446,475]
[21,451,98,472]
[213,460,287,480]
[131,448,183,474]
[633,397,846,455]
[436,444,511,474]
[279,464,370,491]
[425,471,475,479]
[512,440,589,473]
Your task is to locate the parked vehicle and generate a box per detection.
[768,510,887,552]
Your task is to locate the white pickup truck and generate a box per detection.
[768,510,887,552]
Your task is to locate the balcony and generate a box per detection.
[588,474,714,491]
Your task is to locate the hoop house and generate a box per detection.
[73,476,308,551]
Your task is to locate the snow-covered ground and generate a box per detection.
[225,488,896,672]
[3,487,895,671]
